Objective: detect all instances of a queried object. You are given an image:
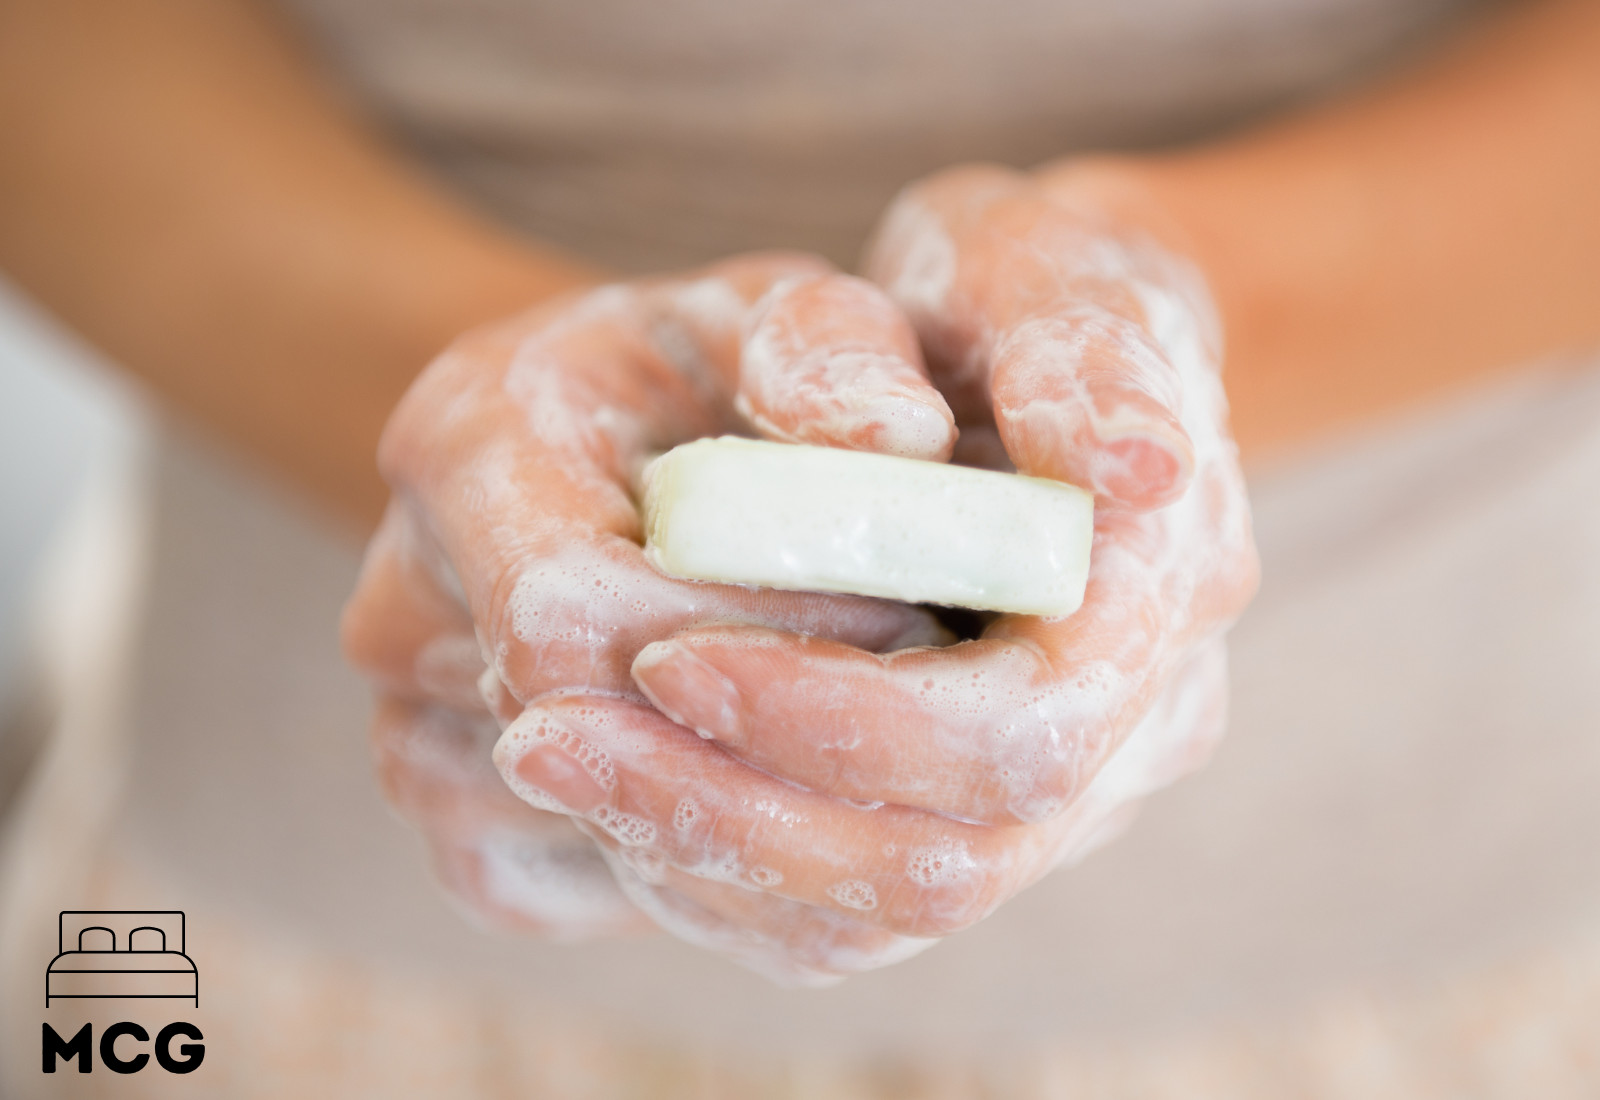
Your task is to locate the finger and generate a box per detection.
[865,165,1210,511]
[580,824,935,985]
[633,622,1125,827]
[342,501,487,713]
[370,697,648,937]
[491,694,1064,937]
[737,273,956,460]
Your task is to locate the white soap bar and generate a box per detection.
[641,437,1094,616]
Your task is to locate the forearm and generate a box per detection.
[0,0,596,529]
[1046,0,1600,460]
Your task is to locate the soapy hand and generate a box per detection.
[346,164,1258,983]
[342,254,956,945]
[560,164,1259,980]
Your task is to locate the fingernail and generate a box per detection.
[853,392,957,461]
[1089,426,1193,510]
[632,641,743,744]
[496,712,613,814]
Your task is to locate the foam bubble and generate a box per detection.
[905,838,979,887]
[673,798,701,831]
[590,807,657,847]
[826,880,879,911]
[493,710,618,814]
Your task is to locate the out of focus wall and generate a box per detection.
[0,278,146,799]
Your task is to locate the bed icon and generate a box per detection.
[46,911,198,1007]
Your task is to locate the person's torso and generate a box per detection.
[282,0,1476,269]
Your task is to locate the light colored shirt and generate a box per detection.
[281,0,1473,269]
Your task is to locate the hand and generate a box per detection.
[491,165,1258,982]
[342,254,956,948]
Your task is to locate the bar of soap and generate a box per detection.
[641,437,1094,615]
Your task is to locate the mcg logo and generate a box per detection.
[41,910,204,1075]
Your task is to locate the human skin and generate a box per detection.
[4,0,1600,976]
[333,230,1250,982]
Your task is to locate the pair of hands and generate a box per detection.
[342,162,1259,985]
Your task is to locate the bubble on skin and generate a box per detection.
[686,850,747,884]
[504,543,700,669]
[827,880,879,911]
[495,777,570,816]
[905,838,979,887]
[492,709,618,815]
[589,802,942,984]
[498,712,616,790]
[673,798,701,831]
[590,807,657,847]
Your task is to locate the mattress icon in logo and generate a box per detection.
[46,911,198,1007]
